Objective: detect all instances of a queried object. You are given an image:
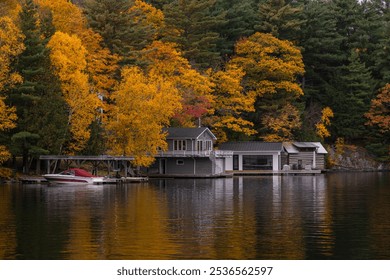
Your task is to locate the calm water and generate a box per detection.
[0,173,389,260]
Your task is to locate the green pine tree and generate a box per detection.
[162,0,227,69]
[216,0,258,57]
[255,0,305,43]
[333,50,374,140]
[7,0,68,171]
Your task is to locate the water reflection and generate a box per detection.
[0,172,389,259]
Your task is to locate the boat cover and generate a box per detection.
[62,168,97,177]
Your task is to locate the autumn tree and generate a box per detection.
[39,0,119,97]
[105,66,181,166]
[0,97,17,165]
[0,16,25,92]
[365,84,390,161]
[140,41,214,126]
[0,0,20,20]
[365,84,390,133]
[315,107,334,140]
[229,32,304,141]
[205,65,256,143]
[0,16,24,165]
[47,31,101,154]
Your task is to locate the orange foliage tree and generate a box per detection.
[365,84,390,134]
[140,41,214,126]
[0,97,17,164]
[316,106,334,139]
[38,0,118,98]
[47,31,101,154]
[0,16,23,164]
[0,16,25,92]
[205,65,256,143]
[105,66,181,166]
[230,32,304,141]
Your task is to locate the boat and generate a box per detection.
[43,168,104,185]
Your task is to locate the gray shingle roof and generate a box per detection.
[219,141,283,151]
[163,127,216,140]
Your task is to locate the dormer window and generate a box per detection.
[174,140,186,151]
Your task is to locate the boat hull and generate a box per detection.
[43,174,104,185]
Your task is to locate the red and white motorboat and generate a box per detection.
[43,168,104,185]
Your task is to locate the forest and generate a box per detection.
[0,0,389,172]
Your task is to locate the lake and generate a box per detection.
[0,172,389,260]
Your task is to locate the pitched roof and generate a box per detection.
[283,142,328,154]
[163,127,217,140]
[219,141,283,151]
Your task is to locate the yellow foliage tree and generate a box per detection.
[0,16,25,92]
[0,16,23,164]
[0,97,17,164]
[205,65,256,143]
[232,32,304,97]
[230,32,304,141]
[38,0,119,98]
[47,31,101,154]
[261,103,301,142]
[316,107,334,139]
[0,0,20,20]
[105,66,181,166]
[141,41,214,126]
[129,0,166,41]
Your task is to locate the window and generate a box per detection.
[205,140,213,151]
[242,155,273,170]
[174,140,186,151]
[197,140,213,151]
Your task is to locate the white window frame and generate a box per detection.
[205,140,213,151]
[173,140,187,151]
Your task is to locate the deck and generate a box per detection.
[228,169,323,176]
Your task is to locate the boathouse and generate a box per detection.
[218,142,286,171]
[145,127,233,177]
[218,141,327,172]
[282,142,327,170]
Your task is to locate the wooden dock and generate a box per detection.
[19,176,148,184]
[228,170,323,176]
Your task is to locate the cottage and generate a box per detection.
[219,142,286,171]
[145,127,233,177]
[282,142,327,170]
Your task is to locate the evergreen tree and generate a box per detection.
[8,0,68,169]
[144,0,172,9]
[332,50,374,140]
[255,0,305,43]
[83,0,134,57]
[162,0,226,69]
[369,0,390,87]
[216,0,258,57]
